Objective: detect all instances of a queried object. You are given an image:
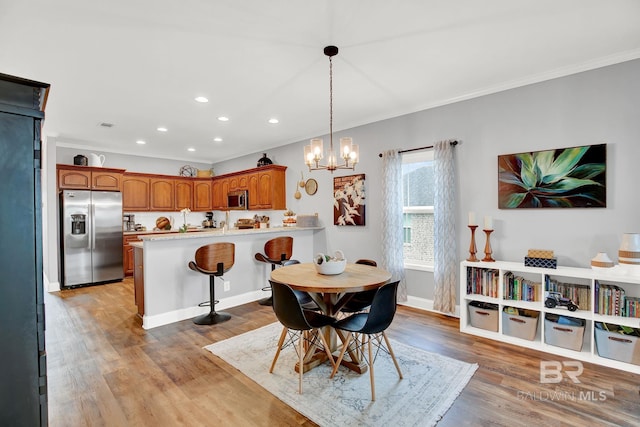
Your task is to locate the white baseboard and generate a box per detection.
[44,274,61,292]
[142,290,265,329]
[400,296,460,318]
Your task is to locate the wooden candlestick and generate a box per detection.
[482,229,495,262]
[467,225,479,262]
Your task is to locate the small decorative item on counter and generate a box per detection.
[235,218,255,229]
[313,250,346,275]
[283,209,296,227]
[591,252,614,269]
[155,216,171,230]
[179,208,191,233]
[296,213,319,227]
[253,215,269,228]
[257,153,273,167]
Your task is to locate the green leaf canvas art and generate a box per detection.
[498,143,606,209]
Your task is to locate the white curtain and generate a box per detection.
[433,140,457,313]
[381,149,407,301]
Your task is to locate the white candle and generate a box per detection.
[484,216,493,230]
[468,212,476,226]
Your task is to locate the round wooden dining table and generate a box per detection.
[270,262,392,373]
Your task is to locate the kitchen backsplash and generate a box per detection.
[123,210,278,231]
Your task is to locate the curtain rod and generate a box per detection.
[378,140,458,157]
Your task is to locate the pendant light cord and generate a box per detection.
[329,54,334,157]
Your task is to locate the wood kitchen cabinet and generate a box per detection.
[150,178,174,211]
[57,165,124,191]
[123,234,142,276]
[174,178,193,210]
[248,166,287,210]
[229,174,248,191]
[133,246,144,316]
[211,177,230,210]
[193,178,212,211]
[122,173,150,211]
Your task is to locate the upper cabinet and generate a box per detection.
[193,179,212,211]
[211,177,230,210]
[122,173,150,211]
[174,178,193,211]
[60,164,285,212]
[229,174,248,191]
[248,166,286,210]
[149,177,174,211]
[57,165,124,191]
[211,165,287,211]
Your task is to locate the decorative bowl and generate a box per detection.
[314,251,346,275]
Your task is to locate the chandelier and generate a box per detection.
[304,46,358,173]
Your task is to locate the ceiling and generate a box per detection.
[2,1,639,163]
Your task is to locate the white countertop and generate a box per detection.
[137,226,323,241]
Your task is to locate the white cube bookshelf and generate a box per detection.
[460,260,640,374]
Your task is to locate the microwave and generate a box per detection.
[227,190,248,210]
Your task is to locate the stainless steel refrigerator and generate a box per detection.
[60,190,123,287]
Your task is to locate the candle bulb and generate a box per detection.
[468,212,476,226]
[484,216,493,230]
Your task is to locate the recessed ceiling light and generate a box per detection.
[136,140,146,145]
[217,116,229,122]
[213,137,223,142]
[195,96,209,103]
[268,118,279,124]
[157,127,168,132]
[187,147,196,152]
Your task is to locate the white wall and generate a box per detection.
[44,59,640,304]
[214,59,640,303]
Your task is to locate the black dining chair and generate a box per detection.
[269,280,336,394]
[281,260,320,311]
[330,280,403,401]
[340,259,379,314]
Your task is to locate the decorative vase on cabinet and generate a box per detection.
[257,153,273,167]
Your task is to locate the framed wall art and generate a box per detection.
[333,174,366,225]
[498,143,606,209]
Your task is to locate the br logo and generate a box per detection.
[540,361,583,384]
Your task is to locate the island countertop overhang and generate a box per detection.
[137,226,323,242]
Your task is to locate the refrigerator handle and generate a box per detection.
[91,202,96,250]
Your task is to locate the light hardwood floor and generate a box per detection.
[45,278,640,426]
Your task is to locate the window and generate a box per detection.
[402,150,435,269]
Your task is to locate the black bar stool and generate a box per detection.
[188,242,235,325]
[254,236,296,306]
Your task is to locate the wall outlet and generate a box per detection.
[223,280,230,292]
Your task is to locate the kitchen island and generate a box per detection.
[132,226,325,329]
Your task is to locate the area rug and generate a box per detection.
[204,323,477,426]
